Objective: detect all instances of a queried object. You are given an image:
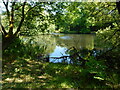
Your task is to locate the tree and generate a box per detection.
[1,1,120,50]
[1,0,28,50]
[0,1,54,50]
[55,2,119,33]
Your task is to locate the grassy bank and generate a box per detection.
[3,58,112,89]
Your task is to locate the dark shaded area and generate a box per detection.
[116,1,120,14]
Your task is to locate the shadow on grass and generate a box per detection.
[2,58,116,89]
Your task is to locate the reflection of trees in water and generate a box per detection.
[55,34,95,50]
[32,34,95,55]
[34,35,56,54]
[30,34,95,62]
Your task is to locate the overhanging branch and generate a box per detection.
[14,0,27,35]
[25,4,40,16]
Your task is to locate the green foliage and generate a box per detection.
[3,43,120,89]
[54,2,119,34]
[2,1,120,89]
[65,46,120,88]
[3,37,46,62]
[2,61,109,88]
[1,2,119,35]
[96,22,120,48]
[85,58,107,80]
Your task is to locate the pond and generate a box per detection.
[30,34,98,63]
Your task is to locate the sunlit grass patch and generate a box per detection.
[2,59,120,88]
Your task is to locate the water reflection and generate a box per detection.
[33,34,95,63]
[49,46,69,63]
[50,46,68,57]
[56,34,95,50]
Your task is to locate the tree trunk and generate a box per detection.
[1,1,27,51]
[2,34,16,50]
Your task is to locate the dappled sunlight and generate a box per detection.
[1,1,120,89]
[3,58,50,88]
[2,36,120,88]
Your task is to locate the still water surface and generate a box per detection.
[33,34,96,63]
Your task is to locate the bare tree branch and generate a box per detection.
[14,0,27,35]
[0,15,7,35]
[8,1,16,35]
[2,0,10,18]
[0,25,7,35]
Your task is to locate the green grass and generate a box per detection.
[2,58,112,89]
